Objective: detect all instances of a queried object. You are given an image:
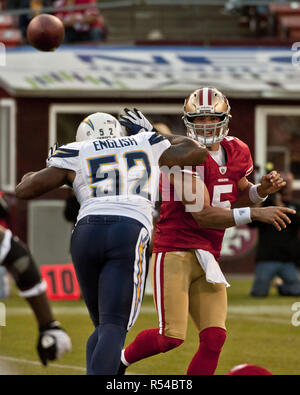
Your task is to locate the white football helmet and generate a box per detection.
[76,112,124,142]
[183,87,232,146]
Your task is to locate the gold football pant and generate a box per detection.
[150,251,227,340]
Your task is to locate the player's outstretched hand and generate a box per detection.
[251,206,296,231]
[119,108,154,135]
[37,321,72,366]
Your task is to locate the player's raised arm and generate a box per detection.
[159,137,208,168]
[119,108,208,167]
[16,143,77,199]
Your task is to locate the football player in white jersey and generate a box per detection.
[15,111,208,375]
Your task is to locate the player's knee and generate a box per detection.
[99,322,127,338]
[157,334,183,353]
[100,314,128,331]
[199,327,226,352]
[2,236,42,291]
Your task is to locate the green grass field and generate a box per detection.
[0,276,300,375]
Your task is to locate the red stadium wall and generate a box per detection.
[0,87,12,98]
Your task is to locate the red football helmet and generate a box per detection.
[227,364,273,375]
[183,87,231,146]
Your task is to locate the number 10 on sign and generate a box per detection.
[40,264,81,300]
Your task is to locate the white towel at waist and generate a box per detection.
[195,249,230,288]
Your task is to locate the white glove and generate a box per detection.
[37,321,72,366]
[119,108,154,135]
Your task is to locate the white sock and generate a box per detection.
[121,349,130,366]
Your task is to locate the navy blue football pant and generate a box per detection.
[70,215,150,375]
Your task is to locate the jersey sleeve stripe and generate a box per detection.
[245,165,253,176]
[148,133,165,145]
[52,148,79,158]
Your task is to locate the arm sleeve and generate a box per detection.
[147,132,171,163]
[47,142,81,172]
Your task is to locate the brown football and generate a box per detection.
[27,14,65,52]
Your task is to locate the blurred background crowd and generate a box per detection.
[1,0,300,47]
[0,0,107,45]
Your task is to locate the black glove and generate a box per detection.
[37,321,72,366]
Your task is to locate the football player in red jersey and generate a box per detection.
[118,89,295,375]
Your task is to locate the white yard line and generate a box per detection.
[4,304,295,316]
[228,305,293,316]
[5,306,89,315]
[0,355,140,375]
[0,355,86,372]
[228,313,290,325]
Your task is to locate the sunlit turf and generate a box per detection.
[0,277,300,375]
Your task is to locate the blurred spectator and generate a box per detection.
[17,0,52,41]
[54,0,107,43]
[249,172,300,297]
[147,29,164,41]
[3,1,20,29]
[223,0,243,15]
[222,0,276,37]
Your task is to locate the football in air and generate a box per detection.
[27,14,65,52]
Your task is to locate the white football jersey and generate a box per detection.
[47,131,171,233]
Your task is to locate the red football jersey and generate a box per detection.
[153,136,253,259]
